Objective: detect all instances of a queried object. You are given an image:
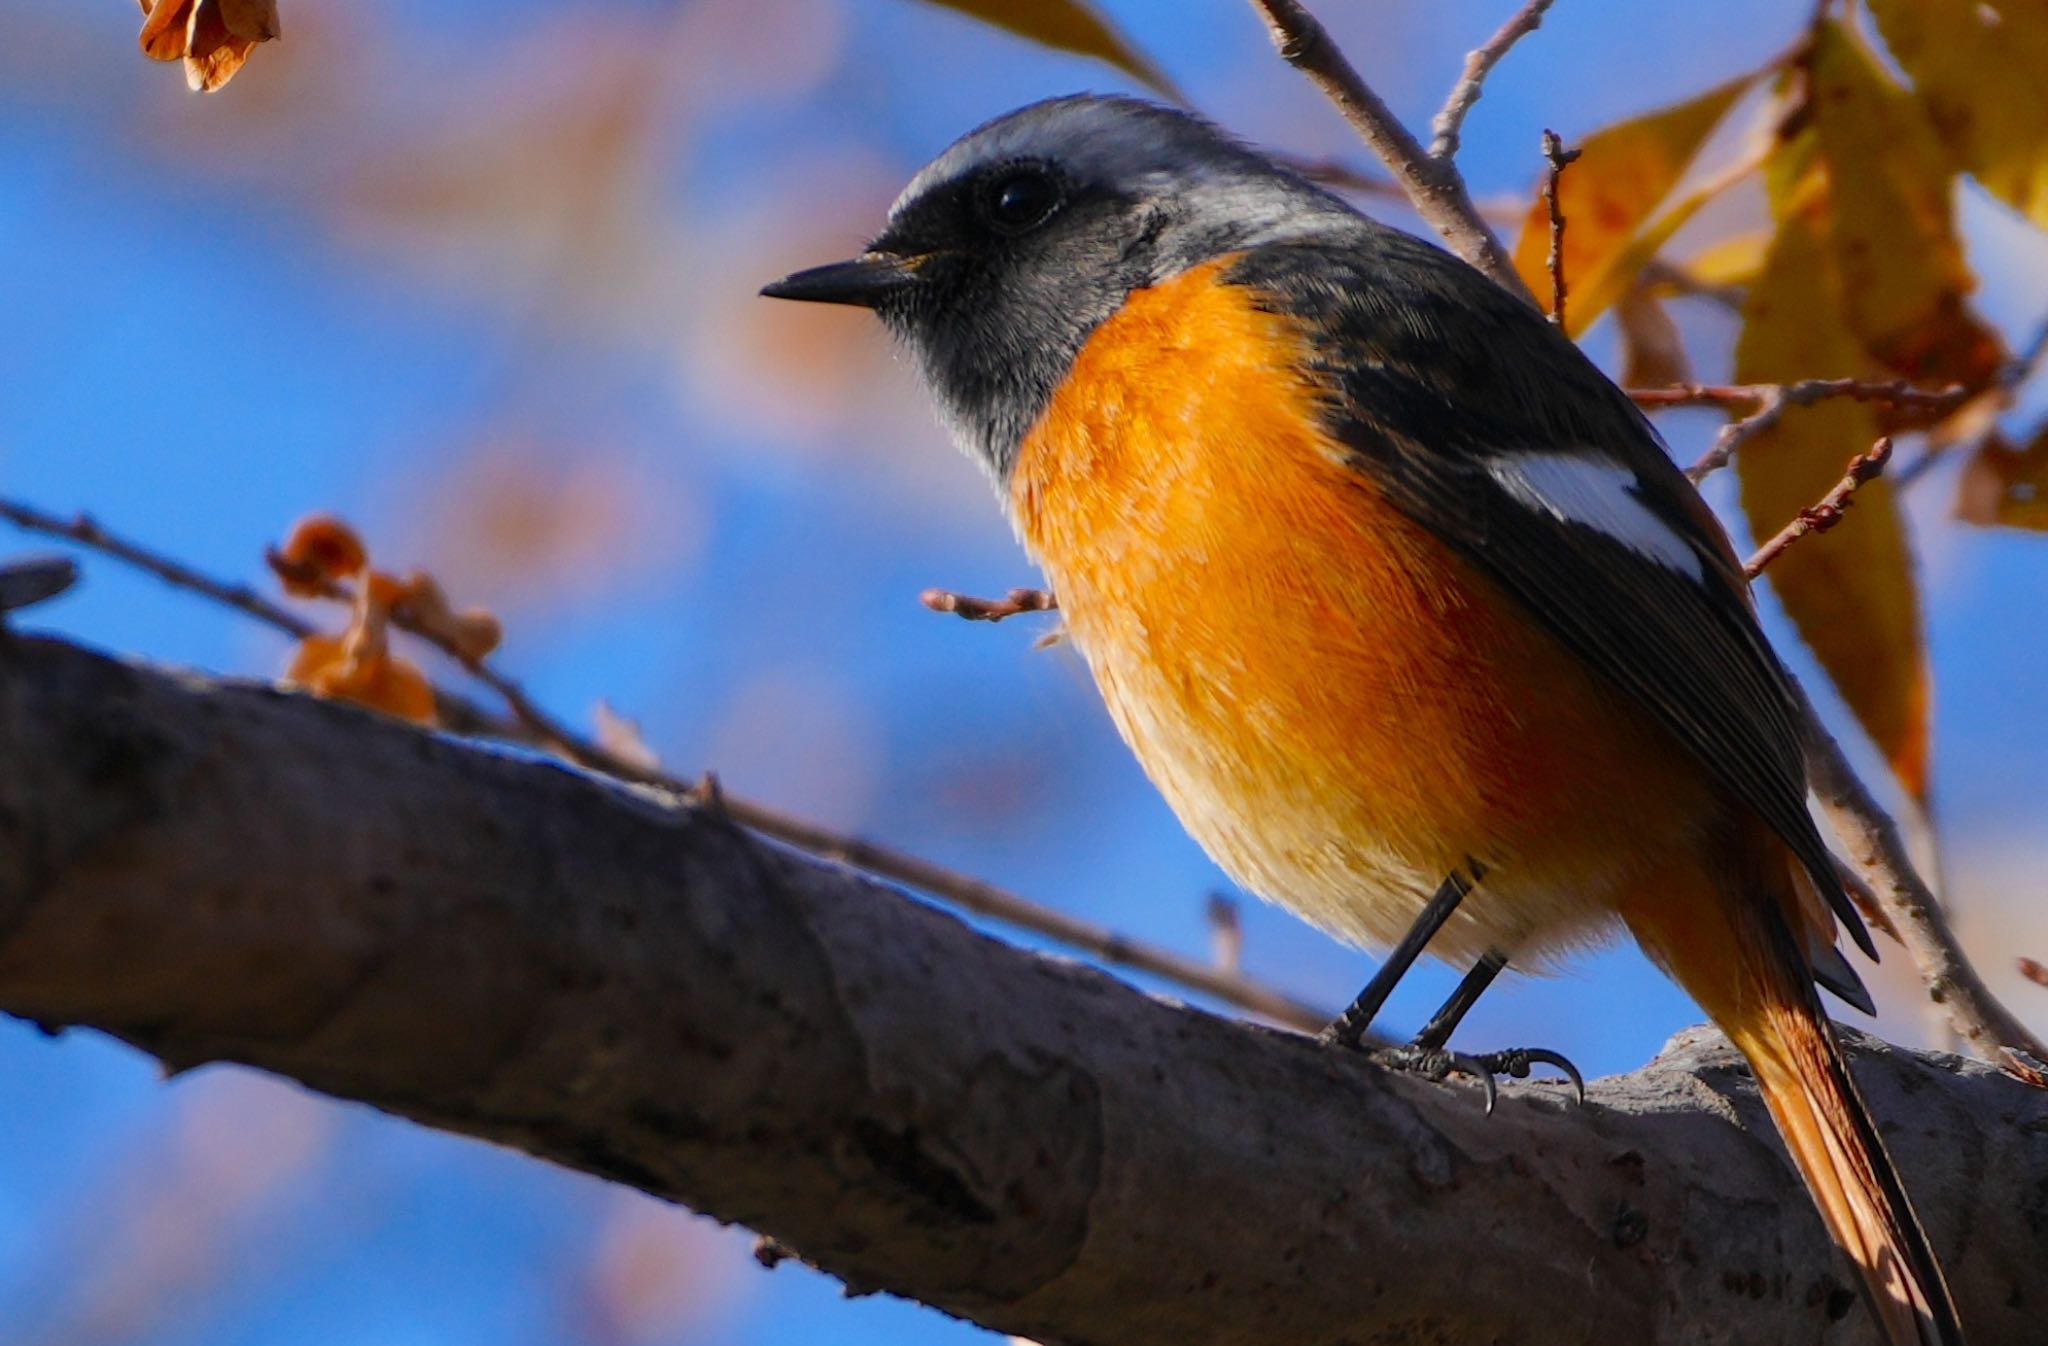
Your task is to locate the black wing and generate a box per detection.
[1228,236,1876,962]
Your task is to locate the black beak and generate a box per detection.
[760,252,923,308]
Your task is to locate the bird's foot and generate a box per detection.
[1367,1043,1586,1115]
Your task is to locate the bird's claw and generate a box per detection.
[1368,1043,1585,1115]
[1474,1047,1587,1106]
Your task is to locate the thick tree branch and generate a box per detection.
[0,634,2041,1346]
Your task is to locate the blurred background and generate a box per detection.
[3,1,2046,1343]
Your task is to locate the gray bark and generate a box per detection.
[0,632,2040,1346]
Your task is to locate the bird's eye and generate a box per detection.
[982,167,1061,234]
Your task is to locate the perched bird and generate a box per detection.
[763,94,1963,1345]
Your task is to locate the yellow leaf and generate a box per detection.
[912,0,1178,99]
[138,0,189,60]
[1802,19,2003,386]
[1955,429,2048,531]
[1675,229,1770,290]
[1869,0,2048,227]
[1511,75,1752,334]
[1735,208,1930,800]
[285,633,439,726]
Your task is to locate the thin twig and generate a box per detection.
[1629,380,1968,485]
[1743,437,1892,579]
[920,587,1058,623]
[0,498,1330,1035]
[1631,378,1974,414]
[1800,682,2048,1085]
[1539,129,1579,326]
[1682,389,1787,483]
[0,500,318,639]
[1245,0,1535,304]
[1432,0,1558,161]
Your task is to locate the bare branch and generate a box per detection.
[1743,436,1892,579]
[919,586,1058,623]
[0,499,318,639]
[1629,381,1969,484]
[1797,681,2048,1086]
[1539,129,1580,326]
[1682,387,1788,483]
[1245,0,1535,303]
[1432,0,1559,161]
[1631,378,1975,416]
[0,634,2041,1345]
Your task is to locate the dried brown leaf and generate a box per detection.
[1735,206,1931,800]
[138,0,190,60]
[216,0,279,41]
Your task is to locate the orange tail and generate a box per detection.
[1625,866,1964,1346]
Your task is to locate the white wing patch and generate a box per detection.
[1486,453,1702,578]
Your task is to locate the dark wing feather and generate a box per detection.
[1228,236,1876,962]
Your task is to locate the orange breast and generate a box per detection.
[1008,257,1716,960]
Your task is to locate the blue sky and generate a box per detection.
[3,2,2045,1344]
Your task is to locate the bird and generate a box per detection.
[762,93,1963,1346]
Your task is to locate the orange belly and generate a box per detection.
[1007,258,1718,963]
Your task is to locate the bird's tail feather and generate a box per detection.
[1625,866,1962,1346]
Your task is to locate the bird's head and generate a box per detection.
[761,94,1364,482]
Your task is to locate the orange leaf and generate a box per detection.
[276,514,367,595]
[1734,207,1930,800]
[1869,0,2048,229]
[1510,75,1753,334]
[913,0,1179,100]
[138,0,191,60]
[1802,19,2003,387]
[285,634,437,725]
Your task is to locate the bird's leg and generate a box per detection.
[1376,949,1587,1111]
[1319,861,1484,1050]
[1410,947,1509,1050]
